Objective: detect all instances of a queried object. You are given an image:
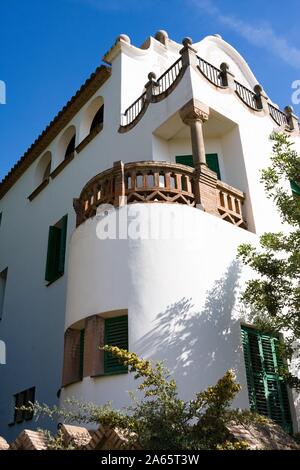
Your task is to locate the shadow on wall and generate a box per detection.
[135,260,246,398]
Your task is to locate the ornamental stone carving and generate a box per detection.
[179,99,209,126]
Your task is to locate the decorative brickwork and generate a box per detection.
[62,328,82,386]
[83,315,105,378]
[0,437,9,450]
[2,421,299,450]
[9,430,47,450]
[193,166,219,215]
[60,424,92,449]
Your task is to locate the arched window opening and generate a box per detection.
[43,161,51,181]
[65,135,75,159]
[90,105,104,134]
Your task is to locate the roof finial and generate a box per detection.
[155,30,168,45]
[182,37,193,47]
[116,34,131,44]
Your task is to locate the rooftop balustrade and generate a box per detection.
[119,38,298,134]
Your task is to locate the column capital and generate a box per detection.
[179,99,209,126]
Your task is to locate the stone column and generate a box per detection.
[179,98,209,169]
[179,99,219,215]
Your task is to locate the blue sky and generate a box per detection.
[0,0,299,180]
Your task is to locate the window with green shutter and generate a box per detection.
[290,180,300,196]
[45,215,68,283]
[175,155,194,168]
[104,316,128,374]
[241,326,293,433]
[175,154,221,180]
[206,153,221,180]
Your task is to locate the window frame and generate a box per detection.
[45,214,68,285]
[13,387,35,425]
[103,315,128,375]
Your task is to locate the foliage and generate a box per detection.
[237,132,300,388]
[38,429,76,450]
[28,346,271,450]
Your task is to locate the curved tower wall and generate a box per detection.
[62,203,256,411]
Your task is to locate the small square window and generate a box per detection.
[13,387,35,424]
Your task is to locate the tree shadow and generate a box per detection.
[135,260,247,402]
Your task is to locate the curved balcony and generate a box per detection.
[73,161,247,230]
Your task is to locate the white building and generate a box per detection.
[0,31,299,441]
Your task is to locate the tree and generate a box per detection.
[237,132,300,387]
[31,347,265,450]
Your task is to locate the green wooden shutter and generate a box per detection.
[58,215,68,274]
[206,153,221,180]
[290,180,300,196]
[175,155,194,167]
[104,316,128,374]
[175,154,221,180]
[79,329,85,379]
[45,226,61,282]
[241,326,292,433]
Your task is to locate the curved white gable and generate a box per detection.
[194,35,264,93]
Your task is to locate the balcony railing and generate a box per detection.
[74,161,246,230]
[217,181,246,228]
[234,81,259,111]
[121,58,184,128]
[268,103,289,127]
[121,92,147,127]
[124,161,195,204]
[152,57,183,99]
[198,57,223,88]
